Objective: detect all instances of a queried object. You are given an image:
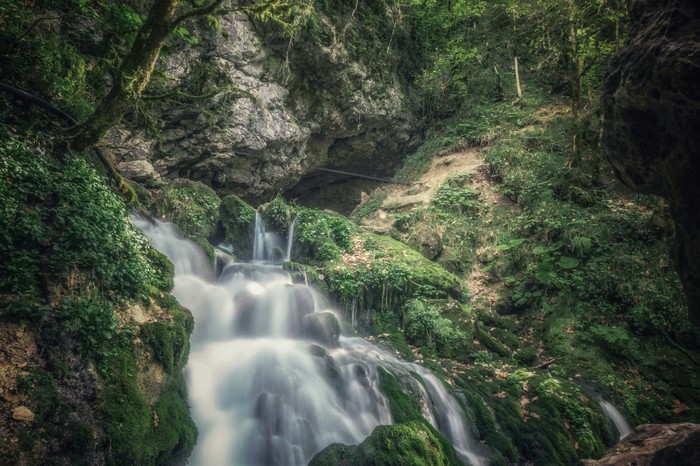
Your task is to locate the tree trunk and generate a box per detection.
[568,0,582,161]
[514,56,523,100]
[69,0,181,151]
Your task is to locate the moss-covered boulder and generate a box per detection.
[307,366,465,466]
[219,194,256,260]
[309,421,463,466]
[151,178,221,238]
[323,233,467,332]
[293,207,356,264]
[259,195,297,234]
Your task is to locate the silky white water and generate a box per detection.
[599,400,632,440]
[133,214,486,466]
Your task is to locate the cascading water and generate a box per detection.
[598,401,632,440]
[576,380,633,441]
[133,213,486,466]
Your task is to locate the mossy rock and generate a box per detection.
[259,195,297,234]
[140,300,194,374]
[99,343,196,466]
[407,224,443,260]
[219,194,256,260]
[322,233,467,333]
[151,179,220,238]
[309,421,462,466]
[146,246,174,293]
[293,207,356,264]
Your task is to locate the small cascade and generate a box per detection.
[285,215,297,262]
[576,380,633,441]
[599,400,633,440]
[133,213,486,466]
[253,211,288,263]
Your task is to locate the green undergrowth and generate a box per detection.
[322,232,467,333]
[348,93,700,462]
[0,132,196,464]
[475,105,700,425]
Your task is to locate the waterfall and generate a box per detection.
[285,215,297,262]
[575,380,633,441]
[598,401,633,440]
[133,214,486,466]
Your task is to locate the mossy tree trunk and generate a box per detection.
[69,0,228,152]
[69,0,180,151]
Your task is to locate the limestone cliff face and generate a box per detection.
[602,0,700,324]
[115,10,415,204]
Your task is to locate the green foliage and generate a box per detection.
[403,300,470,358]
[56,295,118,359]
[431,176,483,216]
[322,233,467,332]
[0,137,158,304]
[151,179,221,239]
[0,0,98,121]
[295,207,355,263]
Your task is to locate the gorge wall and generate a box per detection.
[114,7,417,206]
[603,0,700,325]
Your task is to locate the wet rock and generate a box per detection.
[603,0,700,324]
[578,423,700,466]
[11,406,34,423]
[289,285,315,319]
[303,311,341,348]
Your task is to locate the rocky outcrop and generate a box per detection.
[579,423,700,466]
[602,0,700,324]
[113,9,416,204]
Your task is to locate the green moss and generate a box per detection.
[259,195,296,234]
[62,421,94,456]
[309,421,462,466]
[140,303,193,374]
[190,235,216,266]
[145,246,175,293]
[219,194,256,260]
[294,207,355,263]
[100,339,196,466]
[151,179,221,238]
[321,232,467,332]
[474,324,511,358]
[515,347,537,365]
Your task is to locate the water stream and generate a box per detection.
[133,214,486,466]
